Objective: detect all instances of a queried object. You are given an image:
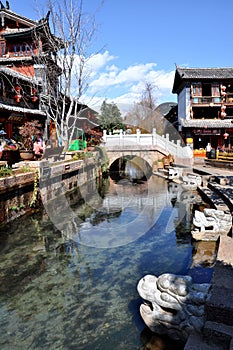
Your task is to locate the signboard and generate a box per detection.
[193,129,221,135]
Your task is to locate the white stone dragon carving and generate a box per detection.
[137,273,210,341]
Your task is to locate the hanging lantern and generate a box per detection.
[15,85,21,93]
[221,112,226,118]
[31,95,38,102]
[31,88,38,103]
[14,93,22,102]
[220,85,226,96]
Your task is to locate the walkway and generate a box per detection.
[185,158,233,350]
[193,157,233,177]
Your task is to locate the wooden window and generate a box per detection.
[211,83,220,96]
[19,44,23,56]
[191,82,202,96]
[0,43,5,56]
[14,45,18,56]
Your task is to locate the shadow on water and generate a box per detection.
[140,327,184,350]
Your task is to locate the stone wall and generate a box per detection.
[0,157,102,225]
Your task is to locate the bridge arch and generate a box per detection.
[109,154,152,180]
[106,148,169,170]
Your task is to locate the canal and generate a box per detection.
[0,172,213,349]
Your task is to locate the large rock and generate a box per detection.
[137,273,210,342]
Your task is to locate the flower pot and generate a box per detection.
[20,150,34,161]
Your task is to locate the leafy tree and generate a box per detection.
[98,100,124,132]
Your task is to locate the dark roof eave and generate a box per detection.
[0,102,47,116]
[0,8,37,27]
[173,67,233,94]
[181,118,233,129]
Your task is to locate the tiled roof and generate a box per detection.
[181,118,233,128]
[0,67,39,84]
[177,67,233,80]
[172,66,233,93]
[0,8,36,27]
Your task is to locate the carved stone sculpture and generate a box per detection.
[192,208,232,241]
[181,173,202,191]
[168,167,183,180]
[137,273,210,342]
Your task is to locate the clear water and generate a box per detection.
[0,175,213,349]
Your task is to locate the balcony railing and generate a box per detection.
[0,95,39,110]
[191,96,221,104]
[191,93,233,105]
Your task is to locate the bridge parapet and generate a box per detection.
[102,129,193,166]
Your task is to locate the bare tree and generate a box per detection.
[35,0,101,147]
[124,81,164,133]
[140,81,157,111]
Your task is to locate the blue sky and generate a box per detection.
[9,0,233,113]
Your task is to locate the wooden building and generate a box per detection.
[0,2,61,140]
[172,66,233,151]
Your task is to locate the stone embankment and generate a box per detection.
[0,152,104,224]
[184,162,233,350]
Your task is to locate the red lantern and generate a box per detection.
[31,95,38,102]
[15,85,21,93]
[14,94,22,102]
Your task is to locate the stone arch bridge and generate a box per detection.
[102,129,193,169]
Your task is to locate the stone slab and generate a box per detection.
[204,321,233,343]
[205,285,233,325]
[217,236,233,267]
[184,332,228,350]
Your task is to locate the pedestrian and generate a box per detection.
[33,139,44,159]
[206,143,211,158]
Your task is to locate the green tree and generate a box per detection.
[98,100,124,132]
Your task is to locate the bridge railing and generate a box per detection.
[102,129,193,164]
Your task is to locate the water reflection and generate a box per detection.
[0,175,213,349]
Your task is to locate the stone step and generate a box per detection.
[197,185,229,211]
[205,237,233,326]
[204,321,233,346]
[205,284,233,325]
[184,331,228,350]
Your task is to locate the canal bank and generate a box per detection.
[0,151,105,225]
[183,158,233,350]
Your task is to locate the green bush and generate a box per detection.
[0,165,12,177]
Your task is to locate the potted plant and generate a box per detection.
[18,120,43,160]
[85,129,103,151]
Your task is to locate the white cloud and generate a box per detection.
[89,62,157,89]
[79,51,176,115]
[85,51,116,77]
